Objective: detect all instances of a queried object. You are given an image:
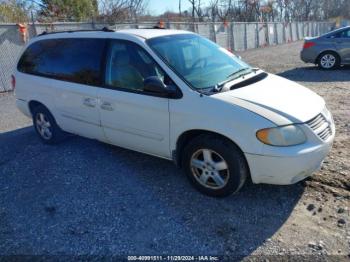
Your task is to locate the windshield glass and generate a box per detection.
[147,34,251,90]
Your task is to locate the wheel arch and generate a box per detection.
[316,50,341,64]
[28,100,47,115]
[175,129,247,168]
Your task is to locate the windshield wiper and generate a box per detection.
[225,67,252,80]
[199,68,261,95]
[216,68,252,88]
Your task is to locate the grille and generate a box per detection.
[306,113,332,141]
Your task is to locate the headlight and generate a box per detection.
[256,125,306,146]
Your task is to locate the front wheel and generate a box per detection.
[182,135,248,197]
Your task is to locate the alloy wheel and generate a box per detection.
[190,149,230,190]
[320,54,336,69]
[35,113,52,140]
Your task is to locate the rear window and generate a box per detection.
[17,38,105,86]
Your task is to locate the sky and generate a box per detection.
[148,0,211,15]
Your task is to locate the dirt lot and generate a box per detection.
[0,41,349,260]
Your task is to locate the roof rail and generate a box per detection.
[38,27,114,36]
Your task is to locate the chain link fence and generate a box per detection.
[0,21,334,92]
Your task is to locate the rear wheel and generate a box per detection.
[317,52,340,70]
[32,105,65,144]
[182,135,248,197]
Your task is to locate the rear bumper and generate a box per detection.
[245,139,333,185]
[300,49,318,64]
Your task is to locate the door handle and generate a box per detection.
[83,97,96,108]
[101,101,114,111]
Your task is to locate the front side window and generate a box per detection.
[105,40,166,91]
[18,38,105,86]
[147,34,251,90]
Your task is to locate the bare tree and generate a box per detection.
[188,0,205,21]
[206,0,219,22]
[216,0,233,22]
[98,0,148,23]
[179,0,181,17]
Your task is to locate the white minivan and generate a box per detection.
[15,28,335,197]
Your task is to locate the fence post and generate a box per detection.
[210,23,216,42]
[296,22,300,40]
[91,18,95,29]
[190,22,195,33]
[274,23,278,44]
[282,22,286,43]
[265,22,269,46]
[289,23,293,42]
[244,23,248,50]
[324,22,326,34]
[229,22,235,51]
[0,73,6,92]
[255,23,259,48]
[314,23,317,36]
[31,11,37,36]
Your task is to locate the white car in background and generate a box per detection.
[14,28,335,197]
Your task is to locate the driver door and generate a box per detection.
[98,40,171,158]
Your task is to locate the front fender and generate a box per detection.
[169,93,274,155]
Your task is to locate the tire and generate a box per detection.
[32,105,65,144]
[317,52,340,70]
[182,134,248,197]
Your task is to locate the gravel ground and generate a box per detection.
[0,41,349,260]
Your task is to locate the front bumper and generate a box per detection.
[246,106,335,185]
[245,139,333,185]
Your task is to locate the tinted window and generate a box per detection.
[105,40,166,92]
[339,29,350,38]
[18,38,105,86]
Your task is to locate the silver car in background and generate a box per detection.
[301,26,350,70]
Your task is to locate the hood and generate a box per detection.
[214,73,325,125]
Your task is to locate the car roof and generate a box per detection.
[117,29,192,39]
[324,25,350,35]
[35,29,193,41]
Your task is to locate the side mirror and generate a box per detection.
[143,76,181,98]
[144,76,166,93]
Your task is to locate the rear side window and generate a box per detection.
[339,29,350,38]
[18,38,105,86]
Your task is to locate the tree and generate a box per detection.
[98,0,148,23]
[188,0,205,21]
[0,0,28,22]
[39,0,98,22]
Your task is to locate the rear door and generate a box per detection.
[97,40,171,158]
[21,38,106,140]
[335,29,350,63]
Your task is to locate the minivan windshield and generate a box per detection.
[147,34,252,90]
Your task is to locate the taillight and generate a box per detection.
[303,42,316,49]
[11,75,16,90]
